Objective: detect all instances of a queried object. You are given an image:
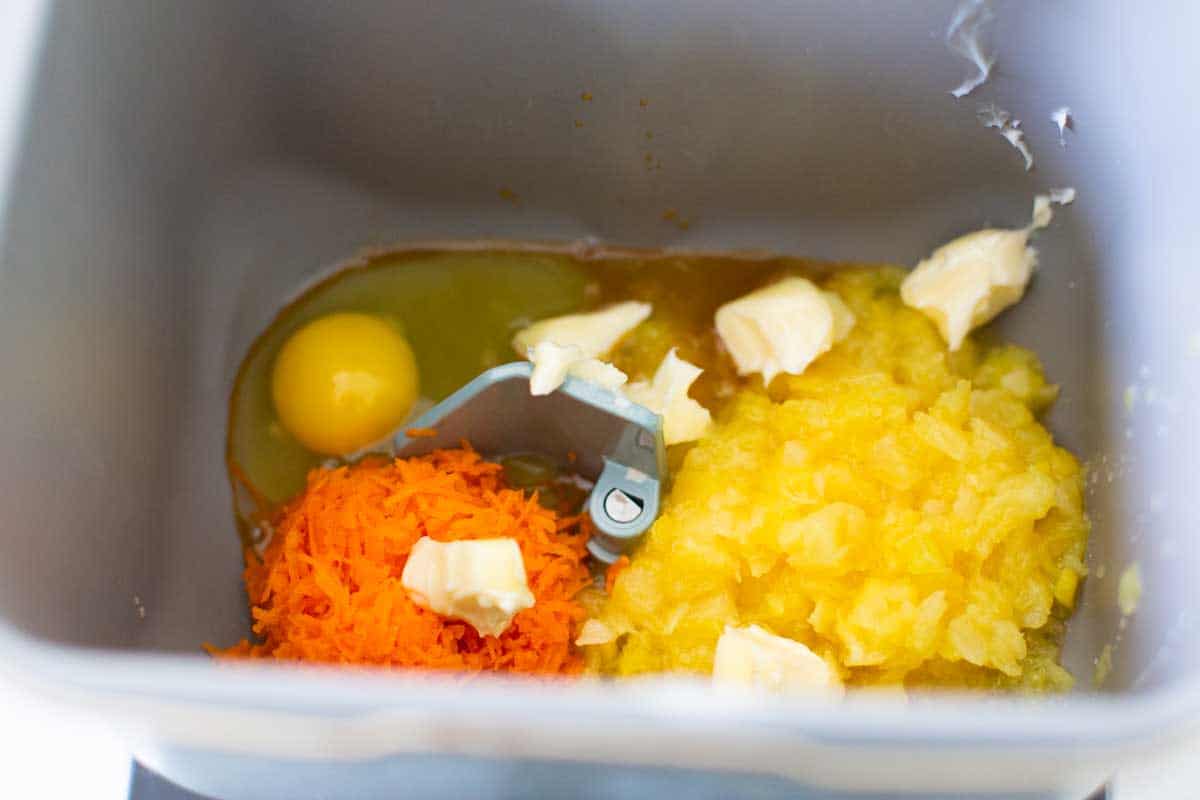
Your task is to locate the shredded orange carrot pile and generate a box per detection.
[217,446,593,674]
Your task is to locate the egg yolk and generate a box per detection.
[271,313,419,455]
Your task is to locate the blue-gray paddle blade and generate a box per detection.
[393,362,665,563]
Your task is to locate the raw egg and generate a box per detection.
[271,312,419,455]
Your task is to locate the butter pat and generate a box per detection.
[900,228,1035,351]
[512,301,651,359]
[624,349,712,445]
[903,193,1077,351]
[712,624,843,697]
[514,302,648,395]
[715,277,855,385]
[567,358,628,391]
[401,537,535,637]
[527,341,585,396]
[526,341,629,396]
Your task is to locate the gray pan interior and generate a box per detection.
[0,0,1196,743]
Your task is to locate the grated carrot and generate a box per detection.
[605,555,630,594]
[215,445,593,674]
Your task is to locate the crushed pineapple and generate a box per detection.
[587,268,1089,691]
